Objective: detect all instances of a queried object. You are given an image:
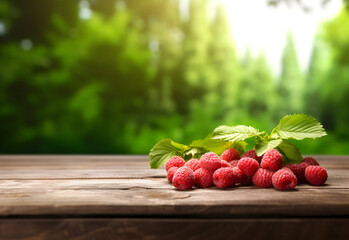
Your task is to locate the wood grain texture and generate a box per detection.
[0,155,348,218]
[1,218,349,240]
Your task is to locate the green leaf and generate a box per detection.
[212,125,263,142]
[255,136,282,156]
[189,135,247,158]
[231,141,248,155]
[276,140,303,164]
[149,139,187,169]
[183,147,206,160]
[171,141,188,152]
[271,114,327,140]
[190,138,231,155]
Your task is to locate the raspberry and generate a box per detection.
[301,161,310,168]
[282,167,293,173]
[228,160,239,167]
[213,167,236,188]
[300,161,311,172]
[283,162,309,183]
[303,157,319,166]
[200,152,221,171]
[221,148,240,161]
[232,166,244,184]
[272,168,298,190]
[261,149,283,171]
[184,159,200,171]
[221,160,231,168]
[167,167,178,183]
[172,167,195,190]
[242,149,262,163]
[237,157,259,176]
[194,168,214,188]
[305,166,328,185]
[252,168,274,188]
[165,156,185,172]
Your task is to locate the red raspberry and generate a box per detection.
[242,149,262,163]
[228,160,239,167]
[237,157,259,176]
[221,160,231,168]
[213,167,237,188]
[167,167,178,183]
[165,156,185,172]
[231,166,252,185]
[283,162,309,183]
[303,157,319,166]
[261,149,283,171]
[200,152,221,171]
[221,148,240,161]
[194,168,214,188]
[172,167,195,190]
[305,166,328,185]
[184,159,200,171]
[272,168,298,190]
[232,166,244,183]
[301,161,310,169]
[252,168,274,188]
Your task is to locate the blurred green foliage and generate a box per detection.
[0,0,349,154]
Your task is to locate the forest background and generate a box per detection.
[1,0,349,155]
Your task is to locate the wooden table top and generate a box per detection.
[0,155,348,218]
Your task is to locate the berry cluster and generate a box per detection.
[166,149,328,191]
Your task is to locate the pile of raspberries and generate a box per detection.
[165,148,328,190]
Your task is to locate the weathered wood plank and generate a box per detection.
[0,155,348,218]
[1,187,348,217]
[0,155,148,162]
[0,168,164,180]
[1,218,348,240]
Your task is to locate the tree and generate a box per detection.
[278,31,304,116]
[237,46,254,115]
[321,8,349,135]
[305,36,330,119]
[238,47,275,118]
[173,0,211,115]
[89,0,116,18]
[209,4,239,117]
[8,0,79,44]
[131,0,181,114]
[253,50,276,116]
[0,6,154,153]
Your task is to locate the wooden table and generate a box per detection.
[0,155,348,240]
